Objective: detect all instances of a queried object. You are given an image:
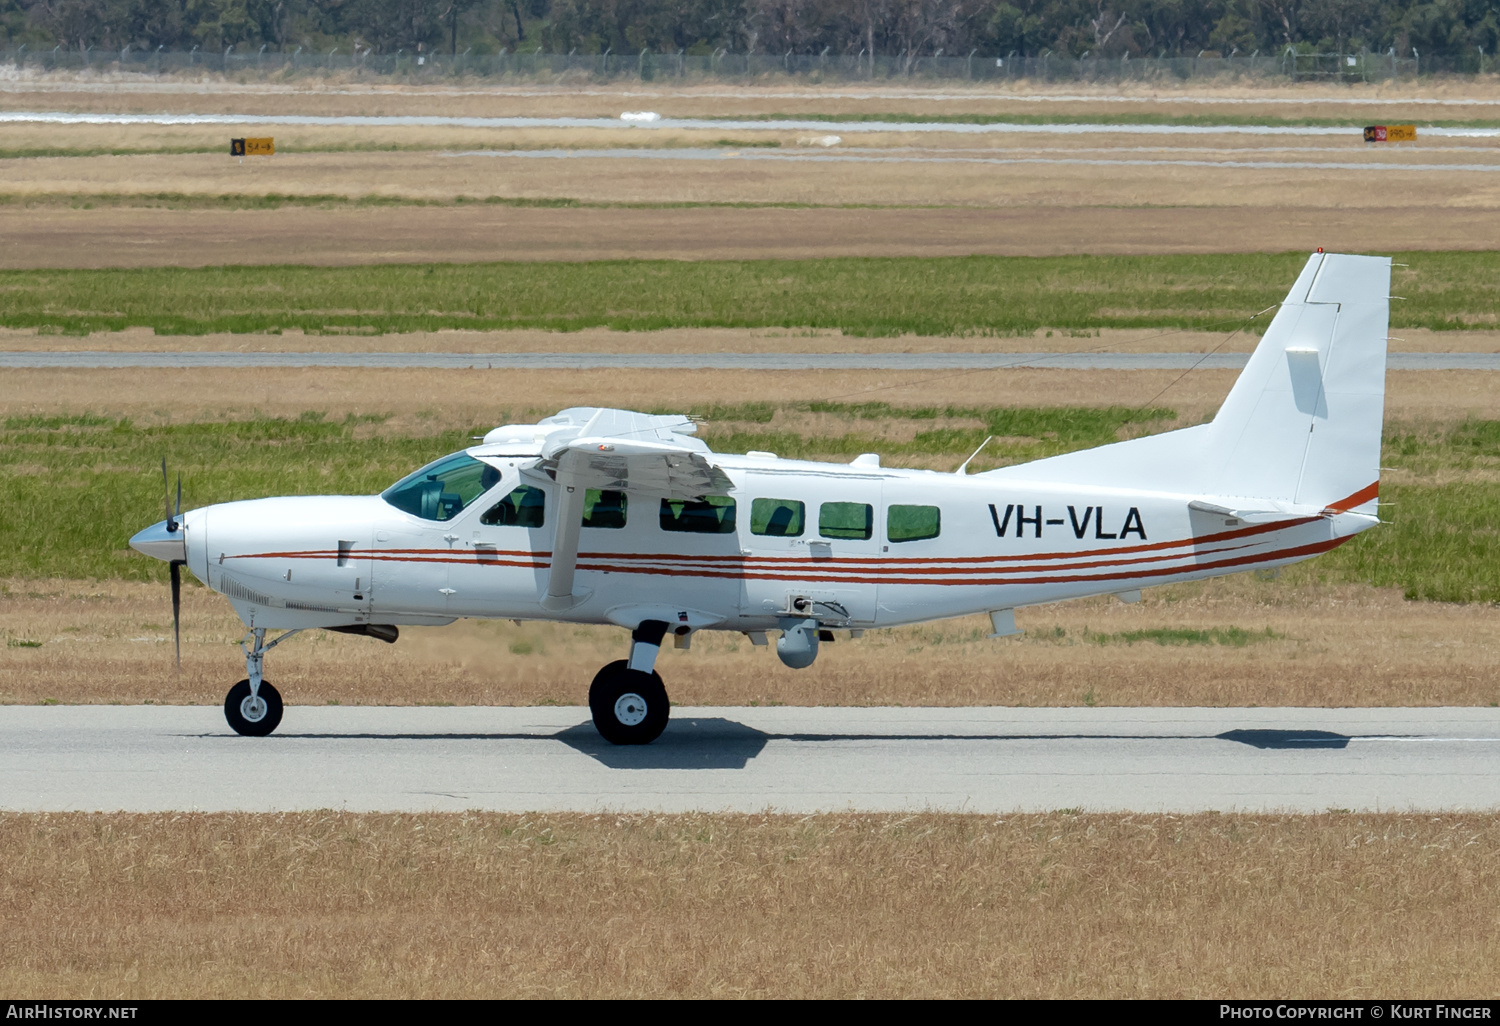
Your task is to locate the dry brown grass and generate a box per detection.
[4,325,1495,355]
[5,366,1499,428]
[0,364,1245,425]
[8,74,1500,119]
[9,119,1500,160]
[1,112,1497,270]
[5,575,1499,709]
[3,200,1494,269]
[2,809,1498,998]
[8,143,1500,209]
[3,88,1497,268]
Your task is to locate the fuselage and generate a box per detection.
[151,447,1376,636]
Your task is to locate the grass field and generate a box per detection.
[6,404,1500,604]
[3,252,1497,336]
[10,570,1500,708]
[3,810,1497,998]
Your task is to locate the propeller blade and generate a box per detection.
[175,474,182,520]
[169,560,183,670]
[161,458,173,526]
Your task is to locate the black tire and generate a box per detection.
[224,679,284,737]
[588,659,669,745]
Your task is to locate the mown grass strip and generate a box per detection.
[1085,626,1281,646]
[3,252,1495,337]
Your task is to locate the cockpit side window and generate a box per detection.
[481,485,546,528]
[381,453,495,522]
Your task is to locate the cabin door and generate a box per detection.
[738,475,881,625]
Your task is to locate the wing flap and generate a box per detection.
[544,438,734,499]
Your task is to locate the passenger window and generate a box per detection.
[480,485,546,528]
[819,501,873,540]
[888,504,941,542]
[660,496,737,534]
[582,489,628,529]
[751,498,805,537]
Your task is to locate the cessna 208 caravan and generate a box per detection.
[131,252,1389,744]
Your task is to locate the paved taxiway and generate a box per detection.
[6,352,1499,371]
[6,111,1499,139]
[4,706,1498,814]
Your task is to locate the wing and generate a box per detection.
[530,438,734,610]
[543,437,734,499]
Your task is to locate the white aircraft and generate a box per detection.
[131,252,1388,744]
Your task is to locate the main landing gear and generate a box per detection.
[590,620,672,745]
[224,627,299,737]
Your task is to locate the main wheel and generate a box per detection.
[589,660,669,745]
[224,679,284,737]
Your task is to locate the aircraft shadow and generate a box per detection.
[556,721,1368,769]
[555,718,770,770]
[207,723,1378,771]
[1215,729,1351,750]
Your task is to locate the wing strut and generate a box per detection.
[543,483,587,611]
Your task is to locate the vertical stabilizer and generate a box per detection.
[1203,252,1389,513]
[980,252,1389,511]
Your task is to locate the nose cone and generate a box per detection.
[130,519,187,563]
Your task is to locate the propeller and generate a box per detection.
[169,559,183,669]
[161,458,181,532]
[162,458,185,668]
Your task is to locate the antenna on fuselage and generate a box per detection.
[955,435,994,476]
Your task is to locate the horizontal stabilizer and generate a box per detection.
[1186,500,1312,524]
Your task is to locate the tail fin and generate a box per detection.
[983,251,1389,514]
[1203,252,1388,513]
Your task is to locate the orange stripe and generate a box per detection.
[571,536,1347,588]
[576,516,1319,566]
[578,534,1270,580]
[1323,481,1379,514]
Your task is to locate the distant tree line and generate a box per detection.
[2,0,1496,66]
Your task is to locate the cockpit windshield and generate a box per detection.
[381,452,499,521]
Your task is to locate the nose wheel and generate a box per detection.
[224,627,300,737]
[225,679,284,736]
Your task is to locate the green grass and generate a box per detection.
[3,252,1495,337]
[7,408,1500,605]
[704,403,1176,463]
[1085,626,1280,646]
[0,413,484,581]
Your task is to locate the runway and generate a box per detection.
[6,109,1499,138]
[5,352,1498,371]
[4,705,1498,814]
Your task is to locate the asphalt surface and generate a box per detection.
[6,110,1499,138]
[6,352,1499,371]
[4,706,1498,814]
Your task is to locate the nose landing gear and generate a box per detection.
[224,627,301,737]
[589,620,671,745]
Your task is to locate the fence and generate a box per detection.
[3,46,1424,84]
